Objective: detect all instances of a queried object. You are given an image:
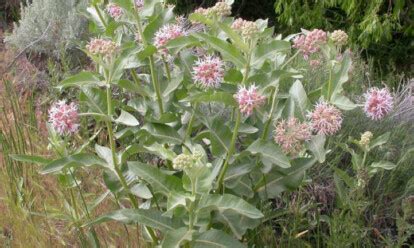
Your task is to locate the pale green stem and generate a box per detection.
[162,55,172,82]
[133,7,164,114]
[93,4,107,29]
[217,110,242,193]
[184,103,199,141]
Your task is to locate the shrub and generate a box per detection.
[4,0,87,58]
[14,0,406,246]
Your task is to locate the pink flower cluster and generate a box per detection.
[274,117,311,155]
[234,85,266,116]
[154,24,186,49]
[192,56,225,89]
[364,87,394,120]
[307,101,342,135]
[48,101,80,136]
[293,29,327,59]
[86,38,118,57]
[106,3,123,19]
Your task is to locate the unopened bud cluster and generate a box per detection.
[193,1,231,20]
[330,30,348,46]
[293,29,327,59]
[86,38,118,57]
[359,131,373,147]
[172,152,204,171]
[231,18,259,39]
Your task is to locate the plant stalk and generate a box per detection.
[216,110,242,193]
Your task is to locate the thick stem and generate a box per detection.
[105,82,158,244]
[69,170,101,247]
[217,110,242,193]
[93,4,107,29]
[149,56,164,114]
[261,86,279,140]
[184,103,199,141]
[133,8,164,114]
[162,55,172,82]
[281,50,300,70]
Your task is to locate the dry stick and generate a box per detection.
[4,22,52,73]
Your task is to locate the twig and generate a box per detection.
[4,22,52,73]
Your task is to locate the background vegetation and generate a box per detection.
[168,0,414,80]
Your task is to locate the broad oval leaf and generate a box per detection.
[41,154,107,174]
[114,110,140,126]
[246,140,290,169]
[59,71,103,89]
[128,161,183,195]
[87,209,182,232]
[199,194,264,219]
[193,229,246,248]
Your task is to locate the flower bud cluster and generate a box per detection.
[231,18,259,39]
[293,29,327,59]
[359,131,373,148]
[86,38,118,57]
[330,30,348,46]
[106,3,123,20]
[274,117,312,155]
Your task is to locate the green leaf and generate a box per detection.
[247,140,290,170]
[217,22,249,53]
[41,154,107,174]
[193,229,246,248]
[114,110,140,126]
[141,123,183,144]
[118,79,151,97]
[331,166,355,188]
[95,144,114,169]
[165,36,201,53]
[306,134,326,163]
[87,209,181,232]
[166,191,195,214]
[251,40,290,69]
[255,158,317,199]
[188,13,214,26]
[59,71,103,89]
[370,161,397,170]
[10,154,51,165]
[80,87,108,115]
[183,92,237,107]
[137,45,157,60]
[162,227,194,248]
[192,33,246,68]
[215,210,262,239]
[199,194,264,219]
[369,132,390,149]
[288,80,310,119]
[128,161,183,195]
[130,183,153,199]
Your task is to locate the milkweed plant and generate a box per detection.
[14,0,398,246]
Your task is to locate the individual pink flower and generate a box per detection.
[293,29,327,59]
[107,3,123,19]
[234,85,266,116]
[309,59,321,68]
[86,38,118,57]
[274,117,312,155]
[154,24,186,49]
[135,0,144,9]
[192,56,224,89]
[48,100,80,135]
[307,101,342,135]
[364,87,394,120]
